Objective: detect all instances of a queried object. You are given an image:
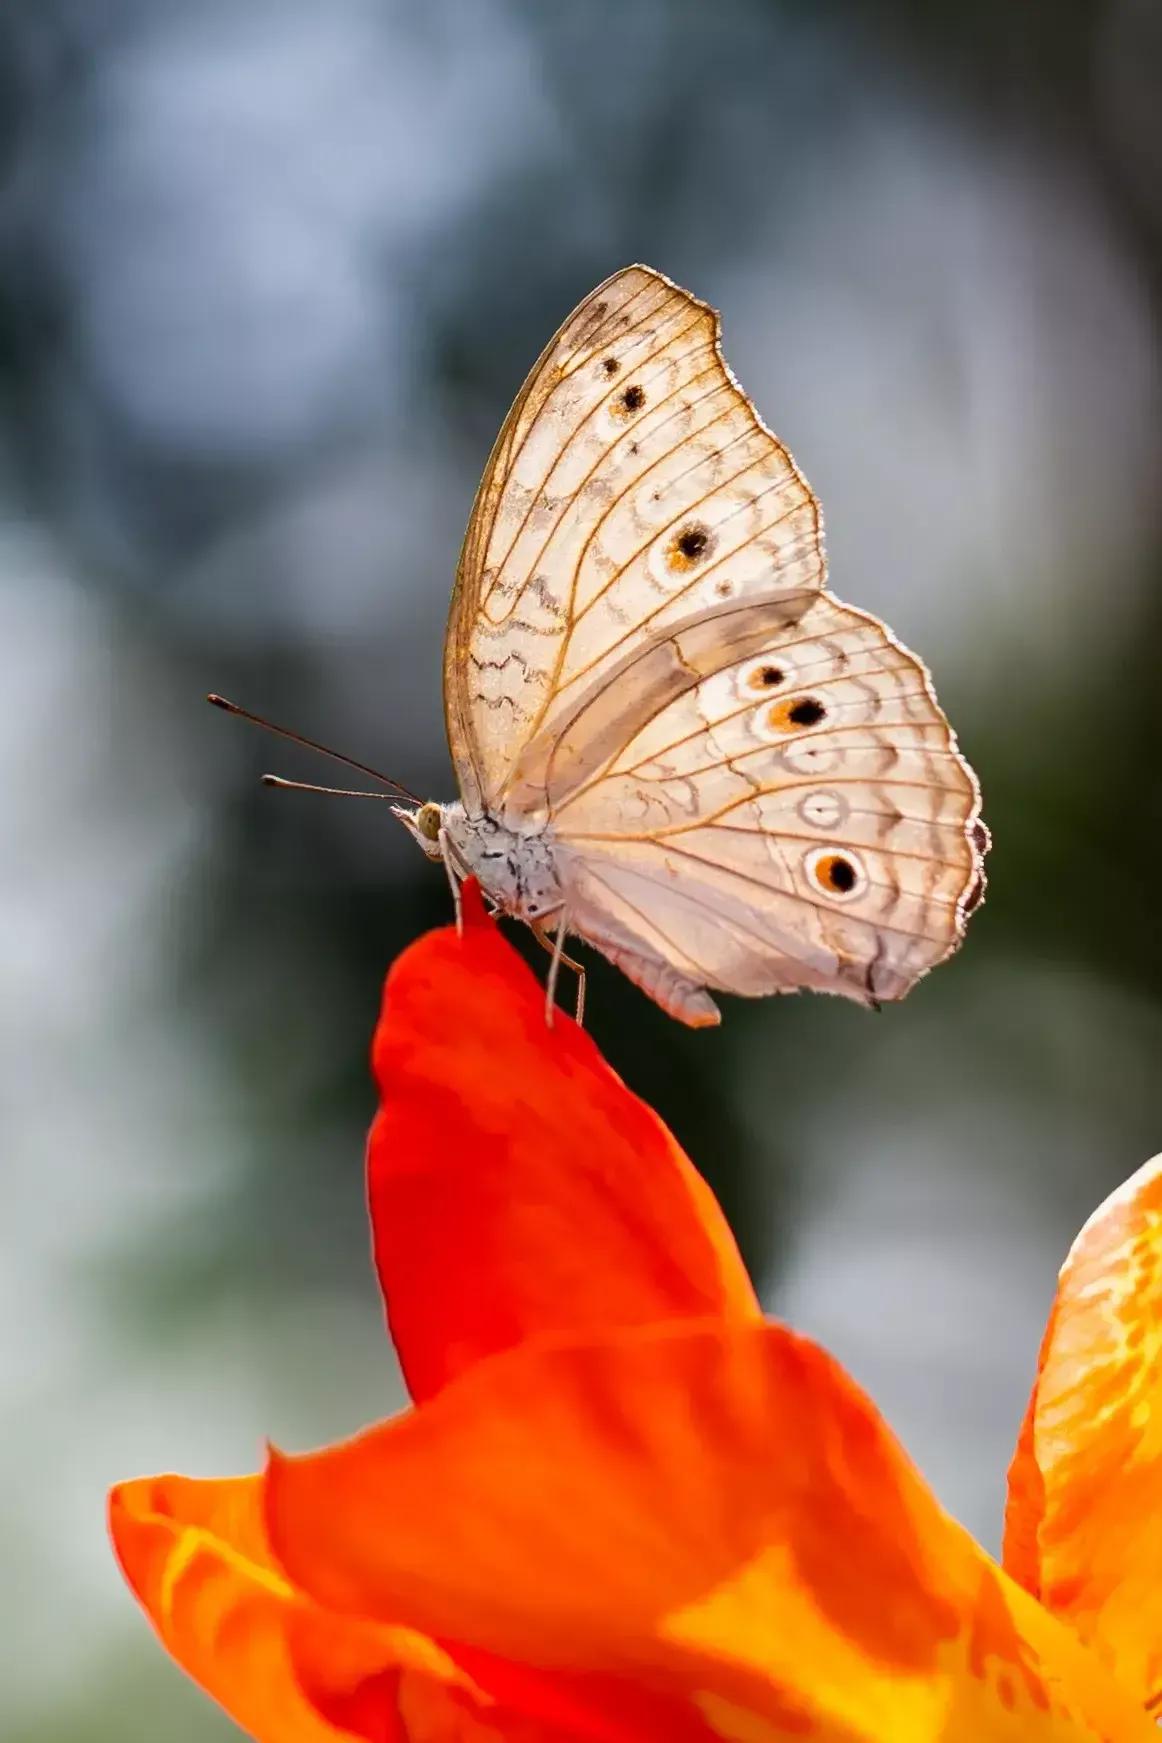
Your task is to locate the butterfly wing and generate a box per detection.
[545,594,987,1022]
[444,265,824,816]
[445,263,986,1022]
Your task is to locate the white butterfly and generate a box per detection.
[395,265,987,1027]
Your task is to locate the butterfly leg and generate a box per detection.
[437,827,463,935]
[532,917,586,1028]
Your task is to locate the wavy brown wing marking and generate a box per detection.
[551,595,987,1009]
[444,264,824,815]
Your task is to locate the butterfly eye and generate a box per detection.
[764,695,827,733]
[806,848,865,900]
[414,802,442,842]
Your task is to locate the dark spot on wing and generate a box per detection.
[766,694,827,734]
[665,521,715,573]
[810,851,861,898]
[826,857,856,892]
[747,664,784,691]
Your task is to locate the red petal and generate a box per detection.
[369,879,759,1400]
[267,1321,1151,1740]
[1004,1153,1162,1707]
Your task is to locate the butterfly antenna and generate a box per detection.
[261,775,394,800]
[206,694,421,804]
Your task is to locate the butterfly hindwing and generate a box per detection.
[548,595,986,1013]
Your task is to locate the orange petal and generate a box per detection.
[1003,1153,1162,1708]
[109,1472,501,1742]
[110,1470,703,1742]
[267,1322,1151,1741]
[369,878,759,1402]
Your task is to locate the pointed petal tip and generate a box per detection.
[366,877,758,1401]
[459,875,491,929]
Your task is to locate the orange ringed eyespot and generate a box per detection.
[765,695,826,733]
[805,847,864,899]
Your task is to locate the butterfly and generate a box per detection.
[397,264,987,1026]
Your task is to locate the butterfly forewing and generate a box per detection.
[446,265,823,816]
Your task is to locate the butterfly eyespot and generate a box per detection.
[783,740,841,777]
[972,819,990,854]
[764,695,826,733]
[746,664,784,692]
[806,847,865,901]
[798,789,846,830]
[665,522,715,572]
[714,579,733,598]
[601,356,620,377]
[611,383,646,420]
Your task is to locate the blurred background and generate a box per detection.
[2,0,1160,1736]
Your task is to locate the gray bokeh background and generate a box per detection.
[2,2,1160,1738]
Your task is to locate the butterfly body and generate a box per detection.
[399,265,988,1026]
[442,804,566,924]
[397,797,725,1024]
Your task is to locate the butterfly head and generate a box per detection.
[391,800,446,861]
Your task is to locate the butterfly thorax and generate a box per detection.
[441,803,564,924]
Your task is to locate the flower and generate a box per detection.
[109,884,1158,1741]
